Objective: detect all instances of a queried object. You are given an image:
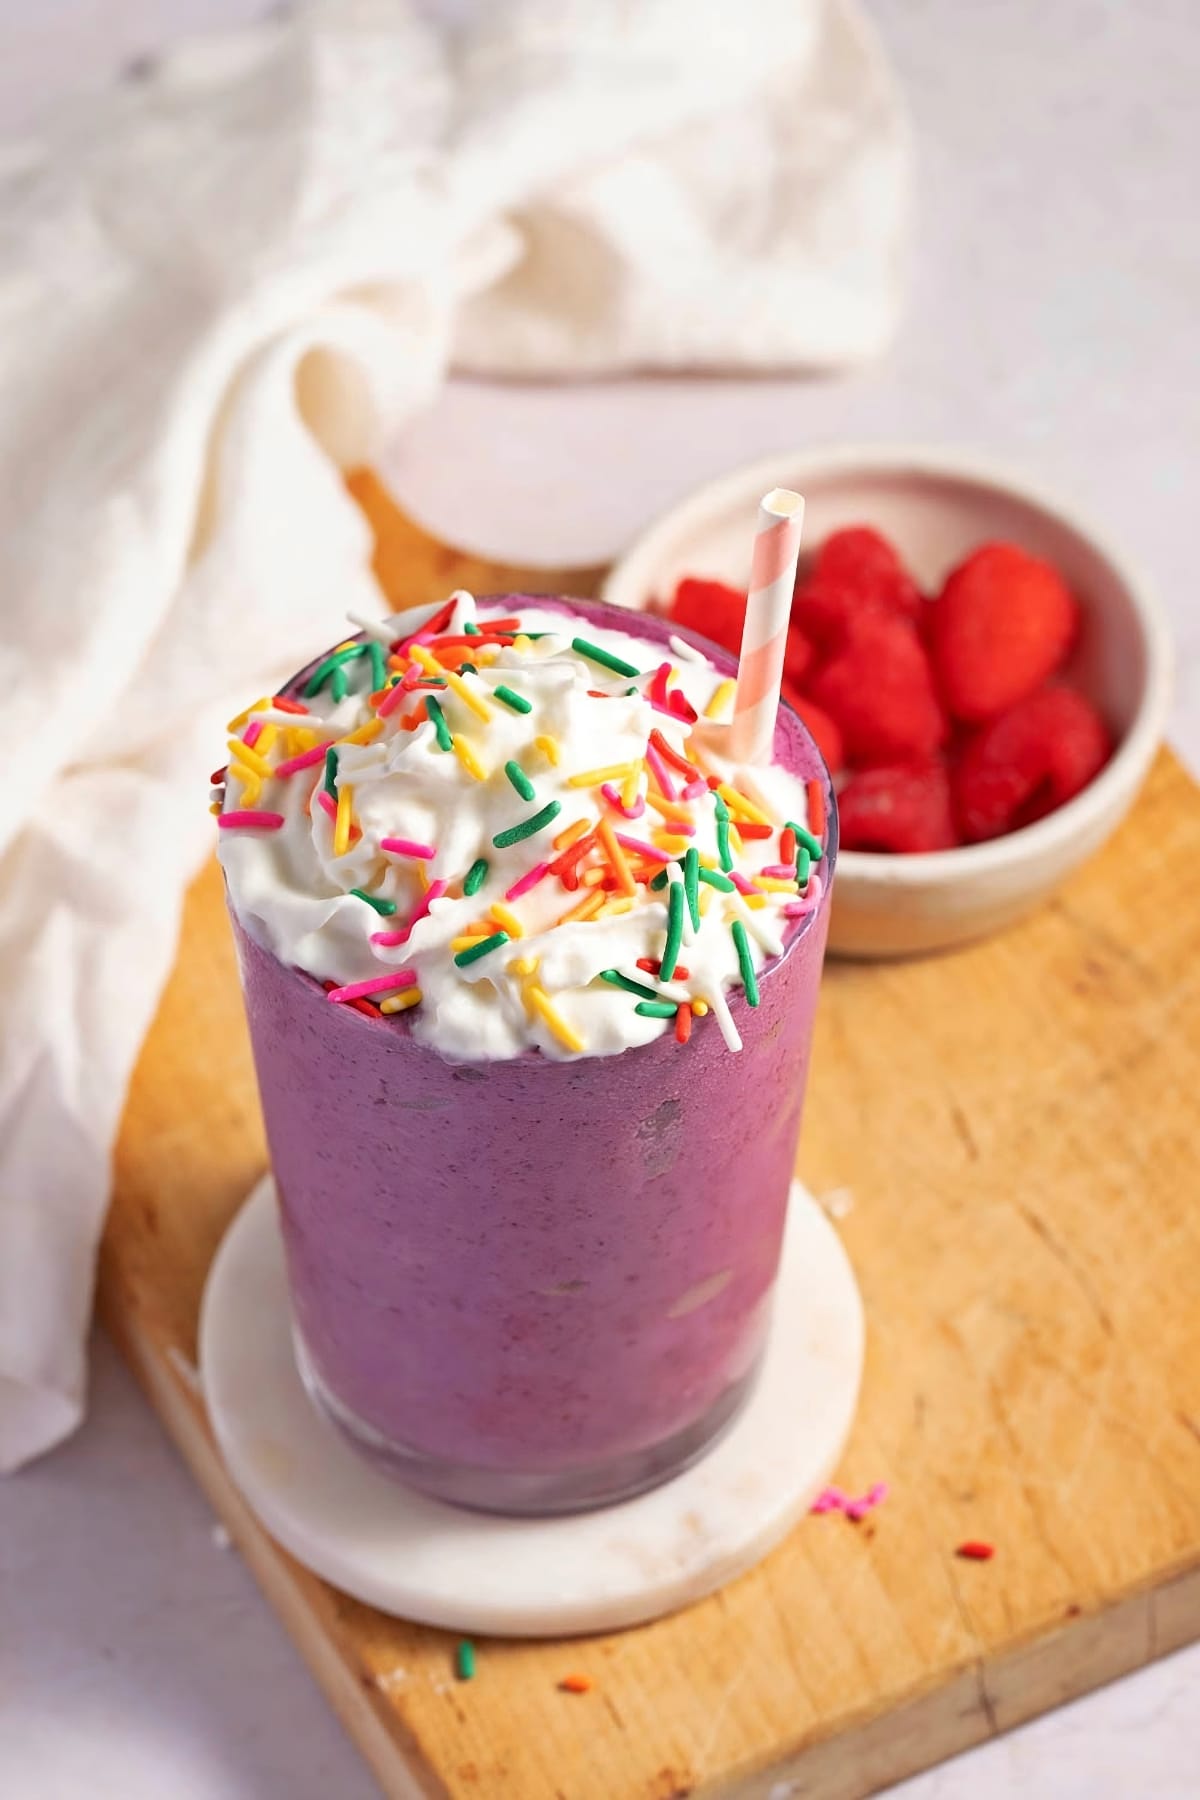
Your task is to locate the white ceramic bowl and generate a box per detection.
[602,446,1173,957]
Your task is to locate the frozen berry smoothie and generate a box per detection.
[217,594,835,1513]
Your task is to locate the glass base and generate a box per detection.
[292,1328,762,1517]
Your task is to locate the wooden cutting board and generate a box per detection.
[100,485,1200,1799]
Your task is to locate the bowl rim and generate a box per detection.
[602,442,1175,885]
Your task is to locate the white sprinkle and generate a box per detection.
[704,983,742,1052]
[211,1523,232,1550]
[668,633,710,666]
[727,893,784,958]
[345,610,400,643]
[818,1187,855,1220]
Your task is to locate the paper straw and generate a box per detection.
[729,489,805,763]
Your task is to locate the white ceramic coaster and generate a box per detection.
[199,1177,864,1637]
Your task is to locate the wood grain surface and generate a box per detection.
[100,482,1200,1799]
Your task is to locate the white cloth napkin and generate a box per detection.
[0,0,908,1471]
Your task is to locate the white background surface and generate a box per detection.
[2,2,1198,1797]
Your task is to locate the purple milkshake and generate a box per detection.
[219,596,835,1514]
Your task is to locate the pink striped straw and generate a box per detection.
[381,837,436,859]
[218,810,284,830]
[327,970,417,1004]
[601,783,645,820]
[275,742,330,778]
[505,861,550,901]
[615,833,668,863]
[644,742,677,800]
[731,489,805,763]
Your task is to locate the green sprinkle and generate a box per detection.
[323,747,339,797]
[660,881,685,981]
[456,1639,476,1681]
[303,643,364,698]
[683,846,700,932]
[650,869,669,891]
[698,866,736,893]
[330,665,348,703]
[460,663,478,676]
[367,641,386,693]
[571,636,641,680]
[788,820,823,861]
[796,845,812,890]
[463,621,481,636]
[350,888,396,916]
[463,857,489,897]
[426,696,453,751]
[504,760,537,802]
[422,676,448,688]
[453,930,510,967]
[494,684,532,714]
[731,919,759,1006]
[714,793,733,873]
[493,801,561,848]
[601,969,659,1002]
[635,1000,678,1019]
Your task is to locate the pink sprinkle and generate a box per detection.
[242,720,263,750]
[409,878,448,929]
[275,742,330,778]
[395,624,437,656]
[783,873,824,918]
[370,928,410,947]
[376,680,409,718]
[381,837,437,860]
[728,871,757,895]
[327,970,417,1004]
[615,833,668,863]
[811,1480,888,1521]
[668,688,698,723]
[316,790,337,821]
[647,661,673,709]
[601,783,646,821]
[218,810,284,830]
[810,1487,847,1515]
[644,742,678,801]
[761,863,797,880]
[680,778,708,801]
[505,861,551,902]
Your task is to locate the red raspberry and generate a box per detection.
[813,526,924,622]
[932,543,1078,722]
[837,762,959,853]
[668,577,746,657]
[808,613,947,765]
[781,683,844,774]
[784,624,816,687]
[954,686,1110,842]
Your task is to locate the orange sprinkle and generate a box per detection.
[597,817,637,897]
[644,791,695,826]
[558,1674,593,1694]
[675,1003,692,1044]
[807,778,826,838]
[553,817,590,852]
[562,889,605,925]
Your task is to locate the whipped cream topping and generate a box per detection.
[216,593,824,1061]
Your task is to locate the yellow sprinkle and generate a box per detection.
[754,875,799,893]
[476,644,500,665]
[254,724,279,755]
[286,726,318,755]
[535,734,562,768]
[567,762,637,789]
[450,933,491,953]
[730,823,745,852]
[562,889,606,924]
[509,955,540,979]
[227,737,271,777]
[652,831,691,855]
[526,985,585,1054]
[698,885,713,915]
[416,862,430,893]
[333,784,353,856]
[341,717,384,747]
[451,735,487,782]
[705,678,737,721]
[744,894,767,910]
[621,763,641,809]
[333,638,358,653]
[380,987,423,1015]
[512,634,534,653]
[227,697,270,733]
[697,850,717,869]
[553,817,589,852]
[489,902,524,939]
[692,999,710,1016]
[717,782,772,827]
[644,792,695,825]
[412,645,491,721]
[209,800,222,815]
[597,896,636,917]
[229,765,261,807]
[582,867,608,887]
